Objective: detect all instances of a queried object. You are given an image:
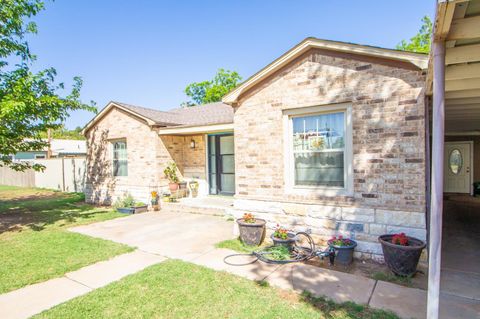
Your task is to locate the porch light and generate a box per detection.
[190,139,196,149]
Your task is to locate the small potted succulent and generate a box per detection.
[164,162,180,192]
[271,224,296,251]
[113,193,148,214]
[150,191,159,211]
[379,232,426,277]
[328,235,357,266]
[237,213,266,246]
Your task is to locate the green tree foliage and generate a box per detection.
[39,125,85,140]
[184,68,241,106]
[396,16,432,53]
[0,0,95,171]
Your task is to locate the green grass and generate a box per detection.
[215,237,265,253]
[35,260,398,319]
[0,186,133,293]
[372,271,413,287]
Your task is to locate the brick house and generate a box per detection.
[83,35,477,265]
[83,38,429,261]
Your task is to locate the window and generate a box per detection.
[35,154,46,159]
[112,140,128,177]
[284,104,352,195]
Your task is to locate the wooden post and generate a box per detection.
[427,40,445,319]
[47,128,52,159]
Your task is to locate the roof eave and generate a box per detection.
[81,101,156,135]
[223,38,428,105]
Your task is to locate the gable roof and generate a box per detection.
[222,37,429,105]
[82,101,233,134]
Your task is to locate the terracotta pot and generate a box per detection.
[168,183,179,192]
[237,218,266,246]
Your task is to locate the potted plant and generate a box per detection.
[113,193,148,214]
[189,180,199,198]
[271,224,296,251]
[164,162,179,192]
[378,233,426,277]
[237,213,266,246]
[150,191,159,211]
[328,235,357,266]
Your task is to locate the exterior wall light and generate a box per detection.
[190,139,196,149]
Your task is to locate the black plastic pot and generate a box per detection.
[271,233,296,251]
[116,205,148,214]
[328,239,357,266]
[379,234,426,277]
[237,218,266,246]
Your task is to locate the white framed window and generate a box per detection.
[283,103,353,196]
[112,140,128,177]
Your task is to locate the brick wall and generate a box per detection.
[230,49,427,261]
[84,107,207,204]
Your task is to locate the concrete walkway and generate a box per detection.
[0,250,165,319]
[1,211,478,319]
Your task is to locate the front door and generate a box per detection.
[444,142,472,194]
[208,134,235,195]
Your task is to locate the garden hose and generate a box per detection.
[223,231,334,266]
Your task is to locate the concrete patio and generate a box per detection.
[0,211,478,319]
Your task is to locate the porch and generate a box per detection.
[428,0,480,317]
[157,123,235,198]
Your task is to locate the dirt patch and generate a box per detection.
[305,255,427,290]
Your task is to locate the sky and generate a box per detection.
[26,0,435,129]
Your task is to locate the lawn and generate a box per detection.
[35,260,398,319]
[0,186,133,294]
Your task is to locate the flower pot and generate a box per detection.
[271,233,296,251]
[151,204,160,211]
[328,239,357,266]
[168,183,179,192]
[116,205,148,214]
[237,218,266,246]
[379,234,426,277]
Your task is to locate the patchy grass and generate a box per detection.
[0,186,133,294]
[35,260,399,319]
[372,271,413,287]
[215,237,265,253]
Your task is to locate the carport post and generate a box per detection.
[427,40,445,319]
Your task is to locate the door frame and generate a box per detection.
[444,141,474,195]
[205,132,235,196]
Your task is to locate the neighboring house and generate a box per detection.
[12,139,86,161]
[83,37,429,261]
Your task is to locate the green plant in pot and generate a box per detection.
[113,193,147,214]
[237,213,266,246]
[189,180,199,198]
[271,224,296,251]
[328,235,357,266]
[164,162,180,192]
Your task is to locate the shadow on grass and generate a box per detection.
[0,192,115,234]
[299,291,399,319]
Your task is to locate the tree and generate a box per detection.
[39,125,85,140]
[396,16,432,53]
[0,0,95,171]
[184,68,242,106]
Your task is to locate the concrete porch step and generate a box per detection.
[160,202,227,216]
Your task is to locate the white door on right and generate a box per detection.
[444,142,472,194]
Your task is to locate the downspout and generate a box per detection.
[427,40,445,319]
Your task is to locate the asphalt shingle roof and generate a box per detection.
[114,101,233,127]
